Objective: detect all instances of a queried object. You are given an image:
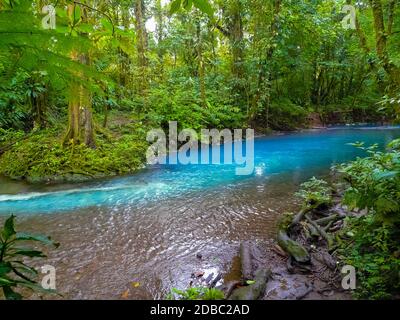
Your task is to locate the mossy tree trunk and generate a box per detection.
[64,3,96,148]
[196,17,207,108]
[155,0,165,78]
[370,0,400,90]
[134,0,149,99]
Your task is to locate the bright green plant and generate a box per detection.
[167,286,224,300]
[295,177,333,209]
[0,215,59,300]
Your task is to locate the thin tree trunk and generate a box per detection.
[196,18,207,108]
[387,0,396,35]
[370,0,400,88]
[134,0,148,97]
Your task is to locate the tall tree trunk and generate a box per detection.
[196,18,207,108]
[263,0,281,126]
[370,0,400,88]
[119,9,131,88]
[155,0,165,78]
[387,0,396,36]
[64,3,96,148]
[229,0,244,79]
[134,0,149,97]
[79,53,96,148]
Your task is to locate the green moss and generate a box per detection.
[0,128,148,183]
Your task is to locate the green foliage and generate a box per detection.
[268,99,308,130]
[0,128,25,145]
[340,215,400,299]
[337,139,400,299]
[167,286,224,300]
[0,127,148,183]
[146,83,245,131]
[339,141,400,223]
[0,215,59,300]
[170,0,214,17]
[295,177,332,209]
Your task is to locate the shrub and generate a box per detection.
[337,139,400,299]
[167,287,225,300]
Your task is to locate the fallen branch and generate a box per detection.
[277,230,310,263]
[240,242,254,281]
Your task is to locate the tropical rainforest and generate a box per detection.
[0,0,399,301]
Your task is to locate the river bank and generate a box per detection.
[2,122,396,185]
[176,178,355,301]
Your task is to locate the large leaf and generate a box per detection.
[0,262,12,276]
[170,0,182,15]
[16,232,60,248]
[183,0,193,10]
[10,261,38,276]
[0,275,17,286]
[72,5,82,24]
[100,18,113,33]
[2,286,22,300]
[2,215,16,240]
[193,0,214,17]
[12,250,46,258]
[18,281,59,296]
[56,7,67,19]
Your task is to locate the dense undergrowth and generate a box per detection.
[0,124,147,183]
[335,139,400,299]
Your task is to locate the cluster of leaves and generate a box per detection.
[167,286,224,300]
[0,215,59,300]
[169,0,214,17]
[337,140,400,299]
[379,93,400,122]
[146,84,245,131]
[268,99,309,130]
[0,71,32,130]
[0,127,148,183]
[295,177,333,209]
[0,129,25,145]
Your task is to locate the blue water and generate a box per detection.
[0,126,399,214]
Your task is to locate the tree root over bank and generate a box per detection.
[219,200,353,300]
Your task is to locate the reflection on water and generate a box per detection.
[0,127,399,299]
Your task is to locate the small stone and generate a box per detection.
[192,271,205,278]
[196,253,203,260]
